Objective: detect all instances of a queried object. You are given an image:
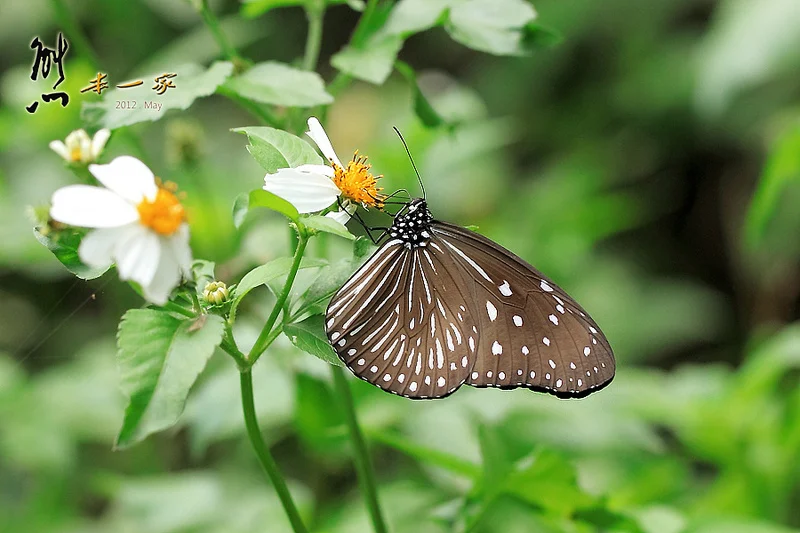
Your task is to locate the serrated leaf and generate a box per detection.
[233,126,323,172]
[445,0,537,56]
[223,61,333,107]
[395,61,449,129]
[34,226,110,280]
[283,315,343,366]
[230,256,328,320]
[115,310,224,448]
[233,189,300,228]
[331,34,404,85]
[82,62,233,129]
[303,215,355,240]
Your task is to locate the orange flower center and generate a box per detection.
[137,187,186,235]
[332,151,385,208]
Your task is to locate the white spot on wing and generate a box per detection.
[540,280,553,292]
[542,337,550,346]
[548,314,559,325]
[437,376,445,387]
[486,301,498,321]
[513,315,523,327]
[498,280,512,296]
[492,341,503,355]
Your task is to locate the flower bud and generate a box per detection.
[203,281,229,306]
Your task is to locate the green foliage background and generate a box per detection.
[2,0,800,532]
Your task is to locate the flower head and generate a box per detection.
[263,117,384,223]
[49,129,111,164]
[49,156,192,305]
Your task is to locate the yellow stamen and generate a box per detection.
[70,146,83,162]
[332,151,385,208]
[137,186,186,235]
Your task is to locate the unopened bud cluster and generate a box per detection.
[203,281,229,306]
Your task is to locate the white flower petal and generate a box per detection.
[65,129,90,149]
[141,243,182,305]
[167,224,193,277]
[306,117,342,167]
[51,185,139,227]
[49,140,70,161]
[326,209,351,225]
[79,135,92,163]
[295,164,334,177]
[114,224,161,287]
[90,129,111,158]
[263,167,341,213]
[326,202,357,225]
[89,156,158,204]
[78,226,131,269]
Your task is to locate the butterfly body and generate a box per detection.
[325,199,615,399]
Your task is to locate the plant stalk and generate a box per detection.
[332,365,389,533]
[247,227,308,365]
[240,370,308,533]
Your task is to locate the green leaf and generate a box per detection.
[223,61,333,107]
[395,60,449,129]
[294,373,346,453]
[230,256,328,320]
[302,215,355,240]
[382,0,451,35]
[248,189,300,221]
[504,450,595,516]
[353,235,377,259]
[331,34,404,85]
[283,315,343,366]
[191,260,217,298]
[241,0,353,18]
[233,189,300,229]
[291,237,375,320]
[82,62,233,129]
[33,226,110,280]
[744,124,800,260]
[445,0,538,56]
[233,126,323,173]
[115,310,225,448]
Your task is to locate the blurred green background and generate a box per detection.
[2,0,800,532]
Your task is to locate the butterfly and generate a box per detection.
[324,197,615,400]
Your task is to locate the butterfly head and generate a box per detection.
[389,198,432,248]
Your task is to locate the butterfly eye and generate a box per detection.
[326,199,615,399]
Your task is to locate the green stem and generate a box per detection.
[240,370,308,533]
[50,0,103,69]
[331,366,389,533]
[350,0,381,47]
[247,227,308,365]
[199,0,243,64]
[303,2,325,72]
[217,86,282,127]
[159,300,196,319]
[220,337,247,368]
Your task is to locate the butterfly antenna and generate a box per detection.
[393,126,426,200]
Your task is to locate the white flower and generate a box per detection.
[263,117,383,223]
[49,129,111,164]
[49,156,192,305]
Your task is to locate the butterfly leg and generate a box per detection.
[338,197,389,244]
